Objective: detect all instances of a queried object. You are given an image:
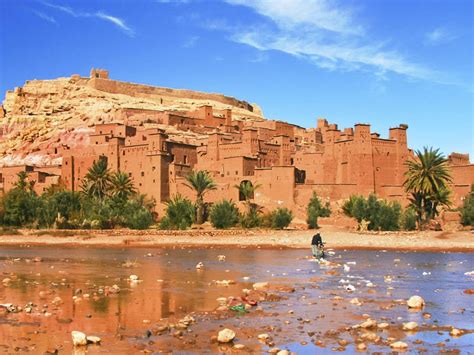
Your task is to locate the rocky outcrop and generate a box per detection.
[0,73,263,166]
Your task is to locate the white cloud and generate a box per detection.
[226,0,363,35]
[95,12,134,36]
[425,27,456,46]
[220,0,447,83]
[40,2,135,37]
[33,10,57,24]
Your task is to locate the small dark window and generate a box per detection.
[141,172,144,177]
[183,155,188,164]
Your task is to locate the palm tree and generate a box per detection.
[110,171,136,200]
[80,158,112,200]
[235,181,260,206]
[403,147,452,228]
[234,181,262,228]
[185,170,217,224]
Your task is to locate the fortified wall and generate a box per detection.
[84,68,255,111]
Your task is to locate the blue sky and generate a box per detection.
[1,0,472,157]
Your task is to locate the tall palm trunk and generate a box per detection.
[196,196,204,225]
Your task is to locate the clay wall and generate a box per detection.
[448,153,470,166]
[87,77,254,111]
[295,183,358,203]
[61,155,101,192]
[119,108,168,125]
[0,165,34,191]
[254,166,295,205]
[167,142,197,167]
[449,164,474,206]
[293,151,324,184]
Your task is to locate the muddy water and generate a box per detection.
[0,246,473,354]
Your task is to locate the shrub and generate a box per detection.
[160,194,195,230]
[271,208,293,229]
[240,204,262,228]
[373,200,401,231]
[39,191,81,228]
[307,192,331,228]
[2,188,40,227]
[460,185,474,226]
[123,200,154,230]
[209,200,240,229]
[260,212,273,228]
[401,207,417,231]
[342,194,401,231]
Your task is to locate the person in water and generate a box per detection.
[311,233,325,259]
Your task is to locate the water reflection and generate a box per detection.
[0,246,473,353]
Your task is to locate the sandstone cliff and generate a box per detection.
[0,73,263,166]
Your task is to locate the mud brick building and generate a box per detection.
[1,69,473,217]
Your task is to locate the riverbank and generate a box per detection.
[0,226,473,252]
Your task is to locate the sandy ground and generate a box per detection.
[0,225,473,252]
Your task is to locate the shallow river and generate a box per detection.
[0,245,473,354]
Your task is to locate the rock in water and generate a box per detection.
[450,328,464,337]
[71,331,87,346]
[360,318,377,329]
[217,328,236,343]
[86,335,101,344]
[403,321,418,331]
[407,295,425,309]
[390,341,408,350]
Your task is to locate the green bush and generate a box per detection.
[271,208,293,229]
[39,191,82,228]
[240,204,262,228]
[374,201,401,231]
[160,194,195,230]
[460,185,474,226]
[209,200,240,229]
[400,207,417,231]
[123,200,154,230]
[307,192,331,228]
[2,188,40,227]
[342,194,401,231]
[260,212,273,228]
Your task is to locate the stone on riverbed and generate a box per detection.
[402,321,418,331]
[86,335,101,344]
[450,328,464,337]
[217,328,235,343]
[359,318,377,329]
[407,295,425,309]
[390,341,408,350]
[71,331,87,346]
